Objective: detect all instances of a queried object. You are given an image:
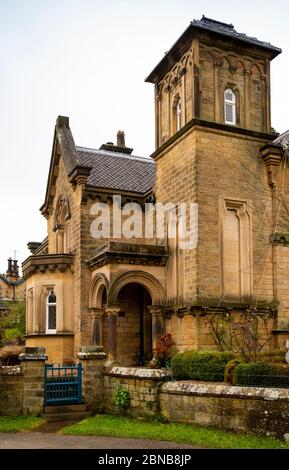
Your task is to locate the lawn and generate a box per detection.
[0,416,45,432]
[60,414,289,449]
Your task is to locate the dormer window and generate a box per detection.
[224,89,236,125]
[46,290,57,333]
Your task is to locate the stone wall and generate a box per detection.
[103,367,171,418]
[160,381,289,438]
[0,348,46,416]
[0,366,23,415]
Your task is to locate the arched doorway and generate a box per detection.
[116,283,152,366]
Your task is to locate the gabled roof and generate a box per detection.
[40,116,155,216]
[274,130,289,149]
[0,274,24,287]
[76,147,155,193]
[146,16,282,83]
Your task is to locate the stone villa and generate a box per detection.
[22,16,289,365]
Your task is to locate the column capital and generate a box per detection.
[105,306,120,316]
[148,305,164,317]
[89,307,105,319]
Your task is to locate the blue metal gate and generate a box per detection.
[44,363,83,406]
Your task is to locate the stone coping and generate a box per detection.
[161,381,289,401]
[0,365,22,376]
[106,366,172,380]
[78,352,107,360]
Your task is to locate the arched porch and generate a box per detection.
[89,270,166,366]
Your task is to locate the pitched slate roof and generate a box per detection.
[191,16,281,53]
[76,147,156,194]
[146,16,281,83]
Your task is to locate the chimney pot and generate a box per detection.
[117,131,126,148]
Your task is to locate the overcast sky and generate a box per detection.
[0,0,288,274]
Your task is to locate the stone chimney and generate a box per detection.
[100,130,133,155]
[7,258,13,276]
[6,257,19,280]
[117,131,126,148]
[13,260,19,278]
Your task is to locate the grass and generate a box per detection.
[60,414,289,449]
[0,416,45,432]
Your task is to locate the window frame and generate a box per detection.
[224,88,236,125]
[176,98,182,131]
[46,290,57,334]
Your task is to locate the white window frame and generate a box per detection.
[176,99,182,131]
[46,290,57,334]
[224,89,236,125]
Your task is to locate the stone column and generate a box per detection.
[213,60,222,123]
[19,347,47,415]
[244,70,252,129]
[78,346,107,412]
[149,306,165,351]
[105,306,120,365]
[180,68,186,127]
[90,308,104,346]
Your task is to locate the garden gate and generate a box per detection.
[44,363,83,406]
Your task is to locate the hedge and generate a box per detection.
[233,362,289,388]
[171,350,235,382]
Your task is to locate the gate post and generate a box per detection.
[19,347,47,415]
[77,346,107,412]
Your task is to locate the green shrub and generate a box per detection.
[224,358,243,384]
[114,385,130,411]
[171,350,235,382]
[233,362,289,388]
[255,350,286,364]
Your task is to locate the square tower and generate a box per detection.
[146,17,283,350]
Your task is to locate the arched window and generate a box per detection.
[46,290,57,333]
[224,89,236,125]
[176,98,182,131]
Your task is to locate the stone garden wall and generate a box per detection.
[2,347,289,439]
[160,381,289,438]
[103,367,171,418]
[0,366,23,415]
[0,348,46,416]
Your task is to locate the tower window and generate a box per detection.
[224,89,236,125]
[46,290,57,333]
